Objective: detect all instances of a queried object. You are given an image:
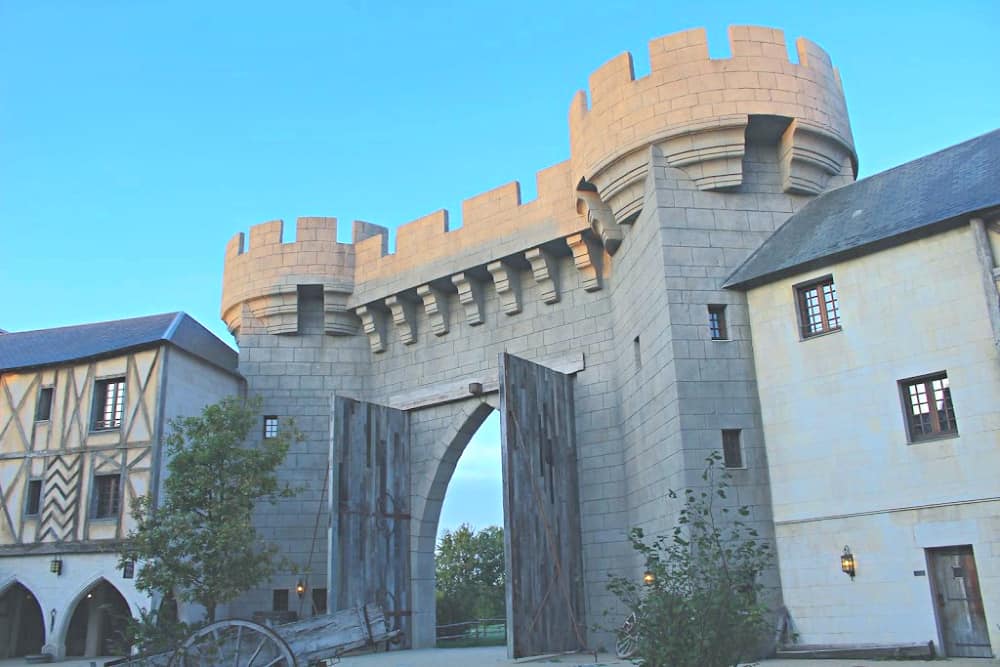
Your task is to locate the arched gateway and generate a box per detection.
[219,25,856,658]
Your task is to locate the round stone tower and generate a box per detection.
[569,25,855,224]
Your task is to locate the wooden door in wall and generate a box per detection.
[329,396,410,647]
[499,353,586,659]
[926,545,992,657]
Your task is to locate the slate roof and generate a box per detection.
[725,129,1000,289]
[0,312,239,374]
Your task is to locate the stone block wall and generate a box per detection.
[220,23,858,652]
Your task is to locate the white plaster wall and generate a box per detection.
[0,552,148,657]
[746,226,1000,654]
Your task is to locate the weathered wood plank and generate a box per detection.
[330,397,411,648]
[499,353,586,659]
[277,603,399,661]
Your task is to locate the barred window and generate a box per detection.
[93,474,121,518]
[708,305,728,340]
[93,378,125,430]
[796,276,840,337]
[264,416,279,439]
[901,373,958,441]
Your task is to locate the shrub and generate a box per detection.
[607,452,772,667]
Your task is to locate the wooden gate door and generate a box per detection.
[927,545,992,657]
[329,396,410,646]
[499,353,587,658]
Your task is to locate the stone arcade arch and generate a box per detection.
[0,580,46,658]
[62,578,133,657]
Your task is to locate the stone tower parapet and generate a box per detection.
[569,25,856,222]
[221,217,385,336]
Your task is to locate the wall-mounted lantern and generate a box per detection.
[642,570,656,585]
[50,557,62,575]
[840,546,856,580]
[295,580,306,598]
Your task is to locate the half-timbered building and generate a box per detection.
[0,312,242,659]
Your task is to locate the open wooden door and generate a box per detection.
[499,353,587,658]
[329,396,410,646]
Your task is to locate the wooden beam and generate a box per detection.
[386,352,585,411]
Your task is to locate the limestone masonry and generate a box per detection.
[6,22,996,663]
[218,24,870,653]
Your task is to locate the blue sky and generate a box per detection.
[2,1,997,534]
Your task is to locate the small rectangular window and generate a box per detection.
[722,430,743,468]
[92,474,121,518]
[25,479,43,516]
[708,305,728,340]
[795,276,840,338]
[312,588,327,614]
[273,589,289,612]
[93,378,126,430]
[900,372,957,441]
[35,387,54,422]
[263,416,279,439]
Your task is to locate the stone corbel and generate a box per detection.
[323,288,357,336]
[487,260,523,315]
[246,286,299,335]
[417,284,450,336]
[451,272,485,326]
[657,117,749,191]
[384,295,417,345]
[779,119,854,195]
[566,233,603,292]
[354,305,387,353]
[576,185,623,255]
[525,247,560,304]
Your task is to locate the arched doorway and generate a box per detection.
[65,579,132,657]
[434,407,505,647]
[0,582,45,657]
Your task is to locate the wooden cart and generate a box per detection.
[149,603,400,667]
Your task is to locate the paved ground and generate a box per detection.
[327,646,990,666]
[1,650,993,667]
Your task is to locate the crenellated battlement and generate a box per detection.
[221,217,365,336]
[569,25,856,221]
[221,24,858,345]
[351,160,589,302]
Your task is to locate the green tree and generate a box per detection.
[121,396,301,623]
[607,452,773,667]
[435,524,505,628]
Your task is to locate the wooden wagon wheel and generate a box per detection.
[170,619,296,667]
[615,611,639,659]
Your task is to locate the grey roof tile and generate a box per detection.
[0,312,238,373]
[725,129,1000,289]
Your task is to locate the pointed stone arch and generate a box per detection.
[409,398,499,647]
[0,577,46,657]
[57,576,136,658]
